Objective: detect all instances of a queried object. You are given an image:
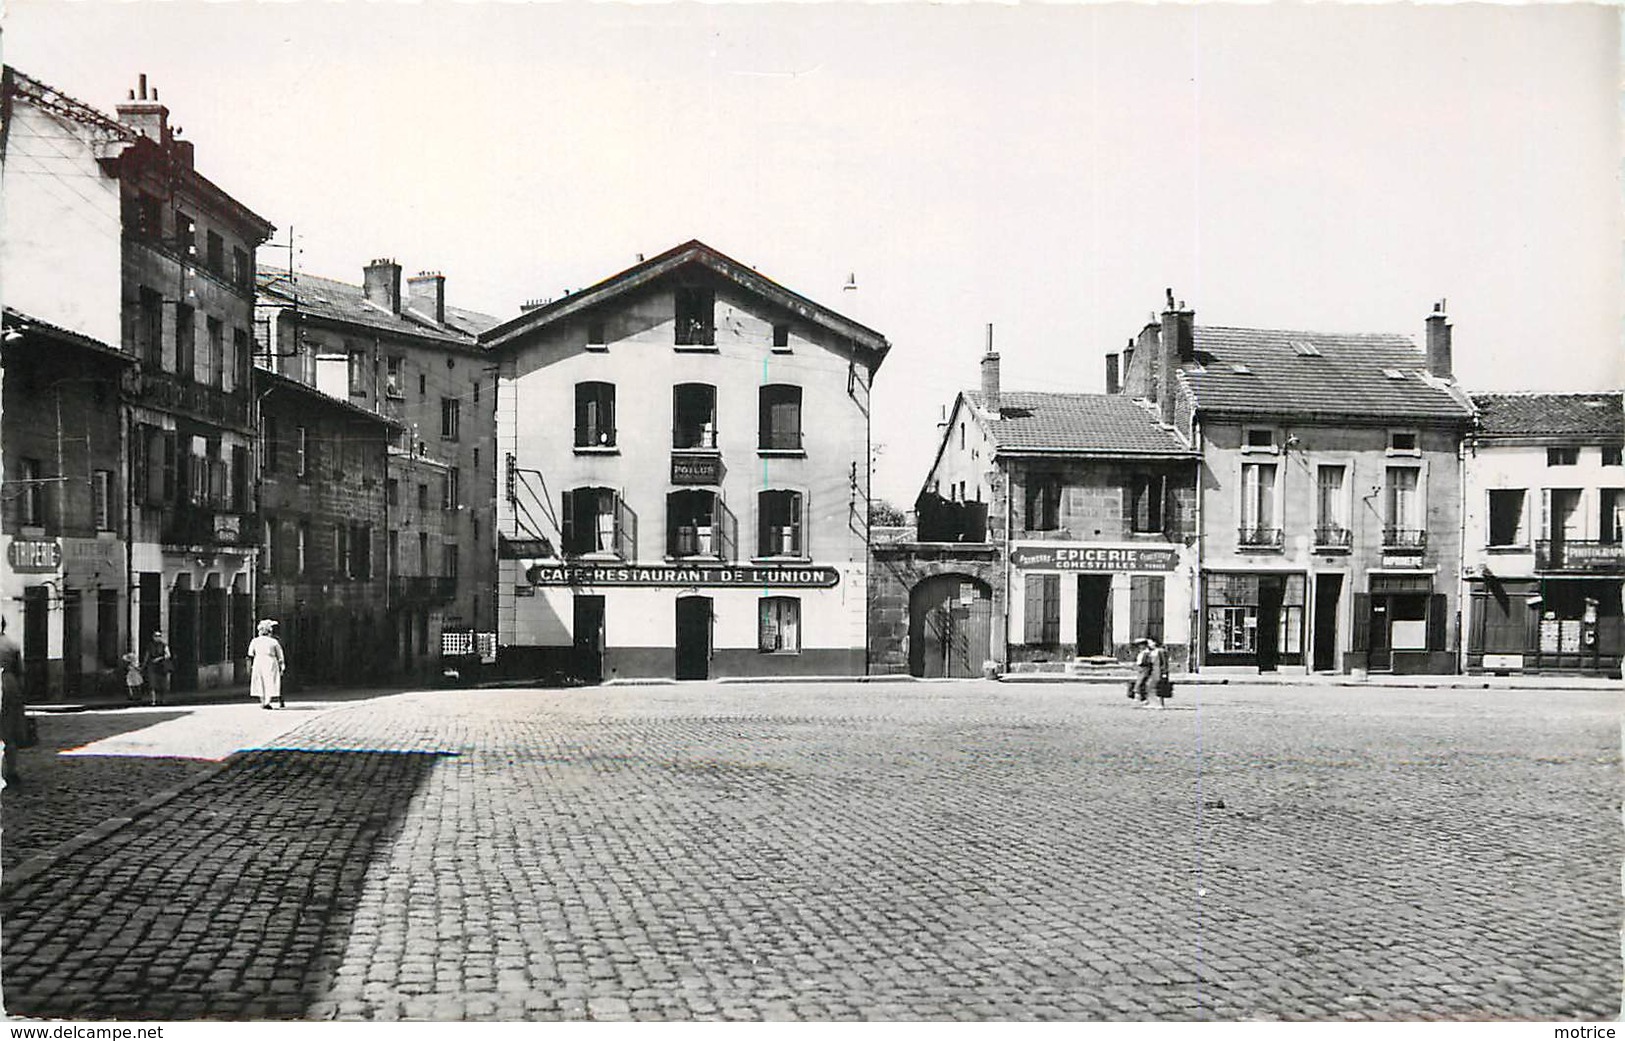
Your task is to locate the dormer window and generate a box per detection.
[586,319,606,348]
[674,288,715,347]
[772,323,791,351]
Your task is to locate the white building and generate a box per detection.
[483,241,889,681]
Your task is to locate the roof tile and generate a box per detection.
[1471,392,1624,438]
[966,391,1194,455]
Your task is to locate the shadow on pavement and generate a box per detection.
[1,747,451,1020]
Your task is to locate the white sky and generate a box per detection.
[4,1,1621,505]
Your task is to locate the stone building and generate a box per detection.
[1462,392,1623,678]
[484,240,888,681]
[255,262,498,678]
[254,368,397,684]
[1113,294,1475,674]
[880,331,1199,676]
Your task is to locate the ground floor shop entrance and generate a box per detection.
[1312,573,1343,672]
[573,595,605,683]
[675,596,712,680]
[910,573,993,678]
[1359,573,1449,674]
[1203,572,1303,671]
[1076,575,1112,657]
[1467,575,1622,677]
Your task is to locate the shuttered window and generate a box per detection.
[1130,575,1165,644]
[1024,574,1061,646]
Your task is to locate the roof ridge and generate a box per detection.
[1196,324,1416,340]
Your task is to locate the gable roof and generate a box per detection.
[965,391,1196,456]
[1180,326,1474,422]
[478,239,890,369]
[1470,392,1624,440]
[257,269,500,347]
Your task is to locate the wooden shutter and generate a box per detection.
[1427,593,1449,652]
[1132,575,1166,644]
[1352,593,1371,652]
[1042,574,1061,645]
[561,489,576,555]
[161,431,177,504]
[758,492,772,557]
[1023,575,1045,644]
[792,491,804,556]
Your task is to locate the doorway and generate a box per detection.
[22,585,48,699]
[169,578,198,691]
[63,588,83,697]
[909,574,993,678]
[573,595,605,684]
[1313,574,1343,672]
[1076,575,1113,657]
[675,596,712,680]
[1257,575,1284,672]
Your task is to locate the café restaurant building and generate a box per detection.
[483,241,888,681]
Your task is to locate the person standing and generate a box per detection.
[121,649,145,704]
[142,631,172,707]
[0,618,25,785]
[1132,636,1171,706]
[248,620,286,710]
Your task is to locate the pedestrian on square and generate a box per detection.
[142,631,172,707]
[248,620,285,710]
[0,618,25,785]
[1132,636,1170,707]
[121,650,145,703]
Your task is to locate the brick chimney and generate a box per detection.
[980,323,1000,416]
[116,74,170,145]
[364,259,402,314]
[408,271,446,324]
[1105,352,1120,395]
[1158,288,1194,427]
[1425,299,1452,379]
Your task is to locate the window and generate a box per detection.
[19,458,43,527]
[668,489,730,559]
[1023,574,1061,646]
[175,304,195,379]
[759,597,800,653]
[1384,466,1424,549]
[385,357,404,399]
[444,543,458,580]
[1239,462,1279,547]
[674,287,715,346]
[959,423,965,450]
[353,525,373,579]
[758,490,804,557]
[418,483,428,511]
[1025,473,1061,532]
[1600,488,1623,545]
[232,446,250,512]
[295,426,308,478]
[1548,447,1579,466]
[562,487,627,557]
[1316,465,1350,547]
[418,532,429,575]
[349,350,370,396]
[138,288,163,367]
[673,384,717,449]
[297,521,309,575]
[1244,428,1276,450]
[130,192,161,241]
[388,530,399,575]
[444,468,460,510]
[1388,430,1419,453]
[759,385,803,451]
[587,320,605,347]
[441,397,460,440]
[418,373,426,396]
[772,323,790,350]
[261,520,276,574]
[262,415,279,473]
[233,247,250,289]
[335,525,348,579]
[93,470,114,531]
[206,317,223,387]
[174,211,195,258]
[1488,489,1527,547]
[386,478,399,507]
[575,382,616,448]
[206,230,224,274]
[233,328,250,390]
[1605,447,1623,467]
[1130,474,1164,534]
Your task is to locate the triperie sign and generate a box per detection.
[1009,545,1178,572]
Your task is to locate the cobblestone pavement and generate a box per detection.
[1,682,1618,1021]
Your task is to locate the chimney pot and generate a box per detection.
[408,270,447,325]
[1425,301,1452,380]
[981,324,1001,417]
[363,258,403,315]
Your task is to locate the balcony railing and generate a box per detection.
[161,507,256,549]
[1383,528,1428,553]
[390,576,457,604]
[136,369,252,431]
[1314,525,1352,549]
[1238,526,1283,549]
[1536,539,1625,573]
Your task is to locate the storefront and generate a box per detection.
[1467,574,1624,677]
[1202,571,1306,671]
[1009,543,1193,669]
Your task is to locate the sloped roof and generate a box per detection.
[1471,392,1624,439]
[3,307,133,366]
[965,391,1195,455]
[479,239,890,369]
[257,269,500,346]
[1181,326,1474,422]
[252,366,401,430]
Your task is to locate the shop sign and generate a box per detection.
[1565,542,1625,566]
[671,455,723,485]
[1381,556,1427,569]
[7,537,61,574]
[526,563,840,588]
[1010,544,1177,572]
[499,536,555,560]
[214,515,241,543]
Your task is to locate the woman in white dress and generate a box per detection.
[248,619,286,710]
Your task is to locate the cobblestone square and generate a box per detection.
[2,681,1618,1020]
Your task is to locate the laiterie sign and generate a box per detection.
[526,564,840,588]
[1010,544,1178,572]
[7,538,62,574]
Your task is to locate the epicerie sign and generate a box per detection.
[526,564,840,588]
[1009,545,1177,572]
[7,537,62,574]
